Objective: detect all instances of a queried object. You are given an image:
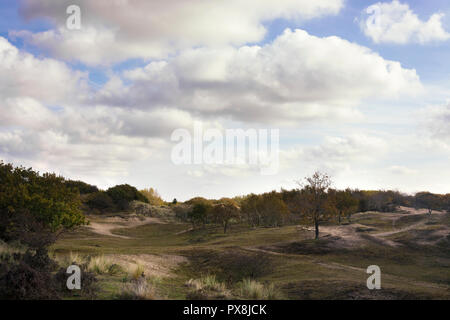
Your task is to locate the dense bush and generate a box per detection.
[0,260,59,300]
[0,161,86,236]
[64,180,99,195]
[86,191,116,212]
[106,184,148,210]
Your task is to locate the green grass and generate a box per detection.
[50,211,450,300]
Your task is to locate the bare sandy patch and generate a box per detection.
[111,254,187,278]
[87,215,166,239]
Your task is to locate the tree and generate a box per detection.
[0,161,86,238]
[258,192,290,227]
[297,171,332,240]
[415,192,442,216]
[140,187,164,206]
[186,197,212,228]
[241,194,261,227]
[335,188,359,224]
[241,192,289,228]
[211,198,240,233]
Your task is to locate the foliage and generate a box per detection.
[64,180,99,195]
[210,198,240,233]
[0,161,86,237]
[241,192,290,227]
[297,172,332,240]
[186,197,213,228]
[85,191,115,213]
[333,188,359,223]
[140,188,164,206]
[106,184,149,210]
[415,192,444,215]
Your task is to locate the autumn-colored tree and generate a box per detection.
[297,171,332,240]
[258,192,290,227]
[140,187,164,206]
[241,192,290,227]
[335,188,359,223]
[240,194,261,227]
[211,198,240,233]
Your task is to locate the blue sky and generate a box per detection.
[0,0,449,200]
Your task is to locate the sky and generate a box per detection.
[0,0,449,201]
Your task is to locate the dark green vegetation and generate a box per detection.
[1,161,449,300]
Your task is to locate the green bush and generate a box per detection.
[0,161,86,238]
[106,184,148,210]
[86,191,115,212]
[64,180,99,195]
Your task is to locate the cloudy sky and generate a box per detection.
[1,0,449,200]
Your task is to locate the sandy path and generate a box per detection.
[88,216,165,239]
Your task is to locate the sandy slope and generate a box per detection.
[87,216,166,239]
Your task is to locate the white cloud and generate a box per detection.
[101,29,421,124]
[0,36,88,105]
[361,1,450,44]
[14,0,344,65]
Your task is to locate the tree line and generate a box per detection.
[177,172,450,239]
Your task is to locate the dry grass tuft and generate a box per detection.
[239,278,282,300]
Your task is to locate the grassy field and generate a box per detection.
[51,208,450,300]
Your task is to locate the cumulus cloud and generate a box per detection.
[0,36,88,105]
[0,37,212,182]
[360,0,450,44]
[101,29,421,124]
[14,0,343,65]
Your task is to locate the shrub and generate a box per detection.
[106,184,148,210]
[86,191,115,212]
[0,260,59,300]
[64,180,99,195]
[0,161,86,238]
